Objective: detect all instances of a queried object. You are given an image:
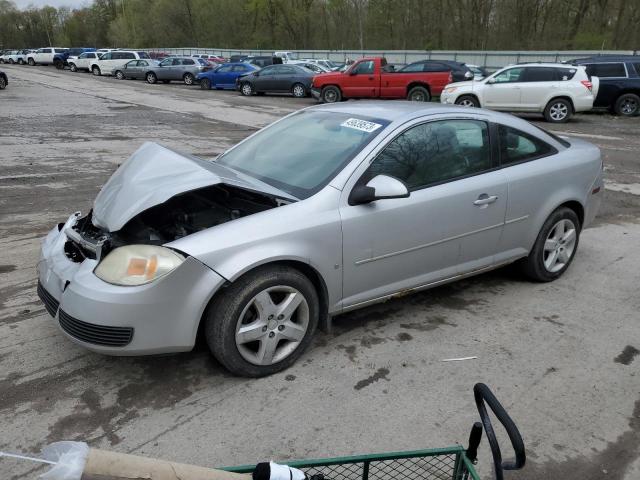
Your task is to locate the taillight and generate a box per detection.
[581,80,592,91]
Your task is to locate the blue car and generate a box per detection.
[54,47,97,69]
[197,62,259,90]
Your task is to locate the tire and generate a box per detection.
[54,60,63,70]
[321,85,341,103]
[9,59,15,65]
[183,73,195,85]
[69,63,77,72]
[0,59,4,64]
[544,98,572,123]
[92,66,101,76]
[291,82,306,98]
[455,95,480,108]
[200,78,211,90]
[407,86,431,102]
[240,82,253,96]
[205,265,319,377]
[18,59,24,65]
[520,207,581,282]
[28,58,35,66]
[146,72,157,84]
[614,93,640,117]
[114,70,125,80]
[0,76,6,90]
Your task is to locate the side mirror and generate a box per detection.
[486,77,495,84]
[350,175,410,205]
[349,70,357,76]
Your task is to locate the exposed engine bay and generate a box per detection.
[64,184,283,262]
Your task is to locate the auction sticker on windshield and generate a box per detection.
[341,118,383,133]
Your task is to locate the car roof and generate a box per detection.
[506,62,580,68]
[572,55,639,63]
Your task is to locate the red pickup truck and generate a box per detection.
[311,57,451,103]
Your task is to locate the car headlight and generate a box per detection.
[444,86,457,94]
[94,245,185,286]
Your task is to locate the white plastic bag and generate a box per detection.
[40,441,89,480]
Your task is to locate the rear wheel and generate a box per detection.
[407,86,431,102]
[0,76,6,90]
[54,60,63,69]
[544,98,572,123]
[9,59,15,65]
[200,78,211,90]
[291,82,307,98]
[205,266,319,377]
[614,93,640,117]
[321,85,341,103]
[92,66,101,76]
[240,82,254,96]
[455,95,480,107]
[69,63,77,72]
[183,72,195,85]
[146,72,157,84]
[520,207,580,282]
[114,70,125,80]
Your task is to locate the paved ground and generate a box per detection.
[1,64,639,480]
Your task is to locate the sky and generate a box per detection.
[13,0,89,9]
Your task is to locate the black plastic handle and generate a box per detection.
[473,383,526,480]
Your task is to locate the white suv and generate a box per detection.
[27,47,68,66]
[69,52,102,72]
[90,50,151,76]
[440,63,599,123]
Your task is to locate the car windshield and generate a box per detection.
[217,110,389,199]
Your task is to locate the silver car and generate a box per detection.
[143,56,211,85]
[37,102,603,377]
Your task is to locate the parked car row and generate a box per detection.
[6,47,638,119]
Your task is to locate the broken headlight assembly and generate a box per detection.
[94,245,185,286]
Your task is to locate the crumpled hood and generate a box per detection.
[92,142,297,232]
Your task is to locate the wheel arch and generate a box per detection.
[527,196,586,252]
[406,81,431,96]
[546,95,575,113]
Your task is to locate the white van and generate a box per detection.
[90,50,151,76]
[274,51,297,63]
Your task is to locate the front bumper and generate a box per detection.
[440,91,455,104]
[311,87,321,100]
[37,213,226,355]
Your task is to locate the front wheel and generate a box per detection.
[28,58,35,66]
[205,266,319,377]
[291,82,307,98]
[455,95,480,108]
[92,66,101,76]
[614,93,640,117]
[321,85,341,103]
[9,59,15,65]
[520,207,580,282]
[183,73,195,85]
[544,98,572,123]
[54,60,63,70]
[0,76,6,90]
[114,70,125,80]
[240,82,254,96]
[69,63,77,72]
[18,58,24,65]
[407,86,431,102]
[146,72,157,84]
[200,78,211,90]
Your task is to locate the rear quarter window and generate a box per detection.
[586,63,627,78]
[557,68,577,80]
[633,63,640,76]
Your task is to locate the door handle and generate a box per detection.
[474,194,498,206]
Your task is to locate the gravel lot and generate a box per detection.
[1,65,639,480]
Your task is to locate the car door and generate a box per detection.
[483,67,525,109]
[343,59,378,98]
[134,60,150,79]
[275,65,298,92]
[339,118,506,308]
[255,65,279,91]
[213,65,234,87]
[518,67,560,110]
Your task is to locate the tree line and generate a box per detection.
[0,0,638,52]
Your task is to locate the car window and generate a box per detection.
[101,52,112,60]
[197,58,208,65]
[260,66,277,75]
[585,63,627,78]
[137,52,150,59]
[218,111,389,199]
[498,124,555,165]
[218,65,233,73]
[79,53,88,59]
[492,67,525,83]
[400,63,425,73]
[632,63,640,76]
[367,120,492,191]
[138,60,149,67]
[123,52,135,59]
[182,58,195,65]
[125,60,137,67]
[422,62,449,72]
[352,60,375,74]
[280,66,296,74]
[522,67,558,82]
[557,68,577,80]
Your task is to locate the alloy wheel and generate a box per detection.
[620,98,638,115]
[459,98,476,107]
[292,84,305,97]
[543,219,577,272]
[549,102,568,121]
[184,73,194,85]
[241,83,253,96]
[115,71,124,80]
[234,285,309,366]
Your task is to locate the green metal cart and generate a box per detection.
[223,383,526,480]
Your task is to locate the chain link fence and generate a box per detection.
[144,48,637,70]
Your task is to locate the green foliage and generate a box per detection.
[0,0,638,50]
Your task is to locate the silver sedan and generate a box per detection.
[37,102,603,376]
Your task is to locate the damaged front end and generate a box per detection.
[62,142,295,264]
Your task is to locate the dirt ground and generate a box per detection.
[1,64,639,480]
